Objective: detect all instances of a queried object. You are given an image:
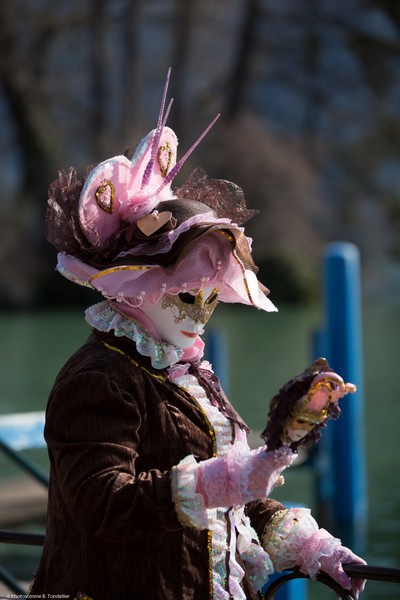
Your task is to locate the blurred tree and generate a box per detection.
[0,2,58,202]
[225,0,261,118]
[90,0,108,159]
[0,1,60,305]
[170,0,196,136]
[119,0,140,145]
[239,0,400,268]
[1,0,400,306]
[199,113,324,301]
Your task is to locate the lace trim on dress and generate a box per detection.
[171,372,273,597]
[170,371,233,530]
[234,510,273,593]
[85,301,183,369]
[172,372,233,457]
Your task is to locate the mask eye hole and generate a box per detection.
[178,292,195,304]
[206,292,219,304]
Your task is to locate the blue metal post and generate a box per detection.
[323,242,367,547]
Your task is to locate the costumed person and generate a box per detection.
[30,71,366,600]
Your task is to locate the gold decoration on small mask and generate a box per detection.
[290,377,346,426]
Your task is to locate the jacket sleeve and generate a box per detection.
[245,497,286,539]
[45,369,183,541]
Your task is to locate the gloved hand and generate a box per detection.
[262,508,366,600]
[299,528,366,599]
[196,444,295,509]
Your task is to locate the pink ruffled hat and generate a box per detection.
[46,70,277,313]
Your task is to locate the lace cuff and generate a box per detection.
[298,528,343,579]
[261,507,319,572]
[170,455,209,530]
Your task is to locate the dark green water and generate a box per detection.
[0,300,399,599]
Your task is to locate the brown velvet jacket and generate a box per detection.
[30,329,284,600]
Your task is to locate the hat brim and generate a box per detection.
[57,226,278,313]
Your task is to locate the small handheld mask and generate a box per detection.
[261,358,356,451]
[282,373,356,445]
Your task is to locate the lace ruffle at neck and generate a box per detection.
[85,301,186,370]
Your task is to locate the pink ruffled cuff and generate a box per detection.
[172,447,296,526]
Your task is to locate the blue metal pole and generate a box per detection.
[323,242,367,546]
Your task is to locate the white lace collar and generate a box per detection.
[85,301,185,370]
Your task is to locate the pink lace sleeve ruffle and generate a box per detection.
[170,455,209,530]
[197,444,295,509]
[171,446,295,528]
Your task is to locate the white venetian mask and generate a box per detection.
[141,286,219,349]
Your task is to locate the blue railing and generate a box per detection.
[0,411,48,487]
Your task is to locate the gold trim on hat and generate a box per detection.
[88,265,153,284]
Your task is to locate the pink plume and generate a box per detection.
[156,113,221,194]
[141,68,172,189]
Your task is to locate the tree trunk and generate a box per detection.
[225,0,260,119]
[90,0,109,159]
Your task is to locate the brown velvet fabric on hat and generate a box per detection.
[46,167,261,274]
[30,331,283,600]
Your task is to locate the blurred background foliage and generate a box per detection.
[1,0,400,307]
